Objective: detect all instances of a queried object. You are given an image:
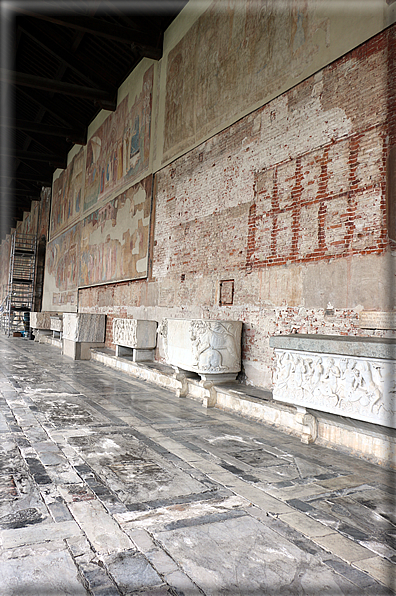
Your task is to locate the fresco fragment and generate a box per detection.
[51,147,84,237]
[84,66,153,211]
[79,176,152,287]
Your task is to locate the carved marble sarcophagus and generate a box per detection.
[30,311,53,342]
[270,334,396,429]
[113,318,157,361]
[62,313,105,360]
[50,315,63,338]
[31,311,52,329]
[160,318,242,382]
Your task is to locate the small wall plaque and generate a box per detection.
[219,280,234,306]
[358,311,396,330]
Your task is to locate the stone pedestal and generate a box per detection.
[270,334,396,429]
[113,319,157,362]
[62,313,105,360]
[160,318,242,383]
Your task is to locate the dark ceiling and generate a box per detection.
[0,0,188,240]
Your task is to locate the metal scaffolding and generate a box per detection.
[1,232,37,337]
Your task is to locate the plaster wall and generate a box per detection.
[29,1,396,389]
[154,0,396,169]
[79,25,395,389]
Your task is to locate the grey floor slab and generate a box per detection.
[0,334,395,595]
[154,514,359,595]
[0,548,89,596]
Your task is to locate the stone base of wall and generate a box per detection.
[90,347,395,469]
[315,411,395,469]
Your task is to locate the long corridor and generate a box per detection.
[0,335,395,595]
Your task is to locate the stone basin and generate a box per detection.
[160,318,242,383]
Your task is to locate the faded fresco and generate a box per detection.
[79,175,152,287]
[17,202,39,237]
[37,187,52,241]
[50,147,84,238]
[163,0,330,161]
[84,65,153,212]
[42,223,81,311]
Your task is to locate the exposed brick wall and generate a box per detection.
[247,126,386,268]
[153,29,392,282]
[149,26,395,387]
[78,26,395,388]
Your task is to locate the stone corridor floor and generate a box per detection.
[0,335,395,596]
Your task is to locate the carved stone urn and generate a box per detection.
[160,318,242,382]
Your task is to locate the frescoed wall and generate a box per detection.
[43,176,152,309]
[157,0,395,167]
[84,65,153,212]
[37,187,52,241]
[79,176,152,287]
[18,202,39,237]
[50,147,84,237]
[0,235,11,303]
[42,223,81,312]
[162,0,331,160]
[42,62,155,309]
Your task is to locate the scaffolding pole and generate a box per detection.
[1,232,37,337]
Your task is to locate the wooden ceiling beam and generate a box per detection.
[18,88,85,129]
[0,172,52,185]
[11,120,86,145]
[0,198,37,204]
[0,191,41,200]
[2,70,116,108]
[0,150,67,169]
[18,21,114,92]
[14,10,162,59]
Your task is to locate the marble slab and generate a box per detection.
[270,334,396,360]
[63,313,105,343]
[160,318,242,382]
[154,515,356,595]
[272,348,396,429]
[50,316,63,333]
[113,319,157,349]
[30,312,52,330]
[358,311,396,330]
[1,549,88,596]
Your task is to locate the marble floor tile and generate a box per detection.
[0,334,394,595]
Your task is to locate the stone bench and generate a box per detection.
[160,318,242,383]
[63,313,105,360]
[113,318,157,362]
[269,334,396,429]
